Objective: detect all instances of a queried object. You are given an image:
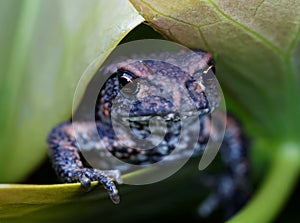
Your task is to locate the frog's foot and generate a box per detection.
[198,174,250,219]
[198,175,233,217]
[73,168,123,204]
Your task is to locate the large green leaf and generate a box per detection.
[129,0,300,222]
[0,160,210,223]
[130,0,300,139]
[0,0,143,182]
[1,0,300,222]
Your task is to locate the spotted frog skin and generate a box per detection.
[48,49,249,217]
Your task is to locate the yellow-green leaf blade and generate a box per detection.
[0,0,143,182]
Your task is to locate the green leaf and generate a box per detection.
[0,161,208,223]
[0,0,143,182]
[130,0,300,139]
[129,0,300,222]
[1,0,299,222]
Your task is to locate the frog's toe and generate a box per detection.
[95,171,120,204]
[74,168,121,204]
[198,193,219,217]
[198,174,249,219]
[79,174,92,192]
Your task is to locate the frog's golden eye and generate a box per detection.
[205,58,215,74]
[117,70,140,96]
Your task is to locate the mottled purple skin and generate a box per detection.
[47,49,249,217]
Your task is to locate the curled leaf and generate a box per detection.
[0,0,143,182]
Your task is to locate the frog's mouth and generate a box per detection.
[127,112,180,122]
[118,109,209,123]
[108,110,197,164]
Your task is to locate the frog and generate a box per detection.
[47,49,250,217]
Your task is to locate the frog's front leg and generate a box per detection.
[198,114,250,218]
[47,122,122,204]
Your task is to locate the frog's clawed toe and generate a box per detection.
[78,174,92,192]
[74,168,122,204]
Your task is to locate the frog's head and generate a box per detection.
[97,50,219,124]
[94,50,219,163]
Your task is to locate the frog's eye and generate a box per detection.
[204,58,216,74]
[117,70,140,96]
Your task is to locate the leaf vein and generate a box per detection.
[208,0,283,56]
[253,0,265,17]
[140,0,198,28]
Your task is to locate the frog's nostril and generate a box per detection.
[129,96,176,117]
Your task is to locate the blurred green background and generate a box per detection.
[0,0,299,222]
